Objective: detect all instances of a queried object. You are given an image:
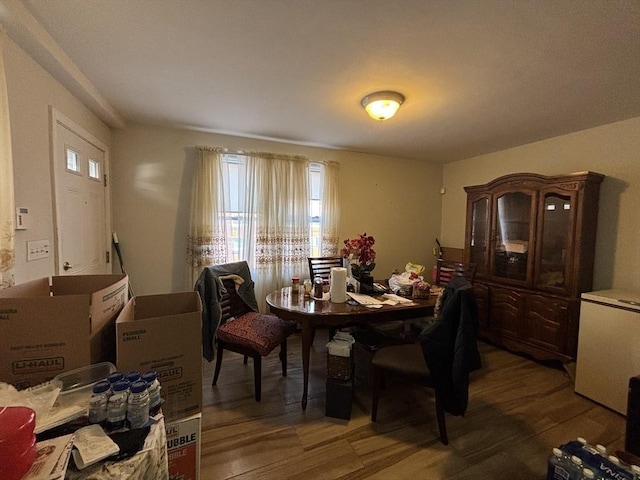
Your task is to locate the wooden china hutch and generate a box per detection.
[463,171,604,363]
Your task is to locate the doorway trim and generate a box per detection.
[49,107,112,275]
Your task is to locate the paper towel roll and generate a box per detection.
[330,267,348,303]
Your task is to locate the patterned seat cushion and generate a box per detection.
[217,312,297,356]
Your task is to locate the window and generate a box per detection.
[309,163,322,257]
[220,155,325,262]
[188,147,339,305]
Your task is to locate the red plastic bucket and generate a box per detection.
[0,406,37,480]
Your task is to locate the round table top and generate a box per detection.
[266,287,435,322]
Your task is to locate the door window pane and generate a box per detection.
[88,159,100,180]
[66,148,80,172]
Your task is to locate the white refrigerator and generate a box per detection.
[575,289,640,415]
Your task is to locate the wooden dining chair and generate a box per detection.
[370,277,481,445]
[435,259,477,287]
[371,342,449,444]
[213,275,297,402]
[308,256,344,281]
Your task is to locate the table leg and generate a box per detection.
[300,322,315,410]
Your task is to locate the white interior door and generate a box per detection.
[51,109,110,275]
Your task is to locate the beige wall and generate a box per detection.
[7,34,638,296]
[441,117,640,291]
[4,37,111,284]
[111,124,443,295]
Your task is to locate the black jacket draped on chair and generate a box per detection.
[419,276,481,416]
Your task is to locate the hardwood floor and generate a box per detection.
[199,329,626,479]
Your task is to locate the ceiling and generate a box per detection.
[3,0,640,163]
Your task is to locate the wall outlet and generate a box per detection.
[27,239,50,261]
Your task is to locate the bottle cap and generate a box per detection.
[125,371,141,382]
[92,380,110,394]
[112,380,131,392]
[142,371,157,382]
[130,380,148,394]
[107,372,124,384]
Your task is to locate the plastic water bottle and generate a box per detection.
[127,380,149,429]
[142,371,162,416]
[569,455,584,480]
[106,380,130,430]
[88,380,110,425]
[547,447,573,480]
[579,467,597,480]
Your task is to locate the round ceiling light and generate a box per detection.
[361,91,405,121]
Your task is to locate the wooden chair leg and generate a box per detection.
[212,342,224,386]
[371,366,381,422]
[434,390,448,445]
[279,339,288,377]
[253,355,262,402]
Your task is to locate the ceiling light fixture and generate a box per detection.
[361,91,405,121]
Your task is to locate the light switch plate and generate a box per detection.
[27,239,50,261]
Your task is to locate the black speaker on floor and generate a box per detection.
[625,375,640,456]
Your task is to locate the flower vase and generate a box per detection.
[358,273,374,294]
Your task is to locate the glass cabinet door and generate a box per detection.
[536,191,575,291]
[468,196,490,276]
[492,191,533,282]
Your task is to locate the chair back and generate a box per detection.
[219,277,253,325]
[435,260,477,287]
[308,256,343,281]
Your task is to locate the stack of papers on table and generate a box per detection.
[347,292,415,307]
[381,293,413,304]
[347,292,383,306]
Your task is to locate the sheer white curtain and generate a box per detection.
[188,148,313,311]
[0,31,15,289]
[187,149,227,285]
[320,162,340,256]
[251,153,310,311]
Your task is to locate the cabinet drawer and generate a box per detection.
[523,295,571,354]
[489,287,525,339]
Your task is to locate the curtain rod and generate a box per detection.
[196,146,339,167]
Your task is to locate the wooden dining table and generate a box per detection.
[266,287,436,410]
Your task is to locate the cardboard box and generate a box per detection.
[166,413,201,480]
[0,274,128,389]
[116,292,203,422]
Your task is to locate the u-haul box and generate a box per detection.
[0,274,128,388]
[116,292,203,422]
[166,413,201,480]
